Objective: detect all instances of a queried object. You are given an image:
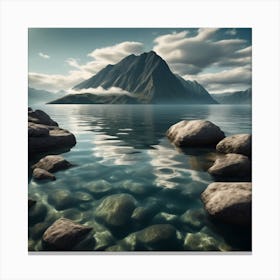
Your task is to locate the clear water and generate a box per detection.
[28,104,252,251]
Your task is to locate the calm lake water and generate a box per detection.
[28,104,252,252]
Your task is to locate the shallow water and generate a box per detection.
[28,104,252,252]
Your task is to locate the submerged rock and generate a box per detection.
[42,218,93,250]
[28,108,76,155]
[184,232,220,251]
[135,224,178,250]
[216,134,251,157]
[32,155,72,173]
[48,189,78,210]
[85,179,112,198]
[33,168,56,181]
[201,182,252,226]
[208,153,251,180]
[180,208,206,230]
[28,202,48,226]
[152,212,179,226]
[93,230,115,250]
[131,207,151,223]
[166,120,225,147]
[95,194,136,227]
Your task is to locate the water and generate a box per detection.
[28,104,252,251]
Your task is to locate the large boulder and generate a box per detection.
[28,109,58,126]
[201,182,252,226]
[208,153,251,180]
[95,194,136,227]
[166,120,225,147]
[42,218,93,250]
[33,167,56,181]
[28,108,76,155]
[216,134,251,157]
[32,155,72,173]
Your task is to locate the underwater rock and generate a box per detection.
[121,180,155,196]
[180,208,206,230]
[152,212,179,226]
[85,179,112,198]
[48,189,78,210]
[28,202,48,225]
[32,155,72,173]
[166,120,225,147]
[42,218,93,250]
[28,198,36,209]
[208,153,251,180]
[95,193,136,227]
[93,230,115,250]
[201,182,252,227]
[184,232,220,251]
[216,134,251,157]
[131,207,151,223]
[135,224,178,250]
[33,168,56,181]
[28,108,76,155]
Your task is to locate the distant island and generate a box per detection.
[48,51,217,105]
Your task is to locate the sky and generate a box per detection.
[28,28,251,94]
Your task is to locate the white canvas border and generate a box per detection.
[0,0,280,279]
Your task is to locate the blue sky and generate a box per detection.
[29,28,251,93]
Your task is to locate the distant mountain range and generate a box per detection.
[211,88,252,104]
[49,51,217,104]
[28,87,65,106]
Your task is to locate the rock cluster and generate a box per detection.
[28,108,76,155]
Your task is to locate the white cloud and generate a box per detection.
[153,28,250,75]
[38,52,50,59]
[29,41,144,91]
[67,86,131,96]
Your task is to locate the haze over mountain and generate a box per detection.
[49,51,217,104]
[28,87,65,106]
[211,88,252,104]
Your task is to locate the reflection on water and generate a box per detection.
[28,104,252,251]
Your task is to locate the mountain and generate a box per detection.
[49,51,217,104]
[211,88,252,104]
[28,87,65,106]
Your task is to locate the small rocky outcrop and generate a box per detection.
[208,153,251,180]
[216,134,251,157]
[28,108,76,155]
[33,168,56,181]
[166,120,225,147]
[32,155,72,173]
[201,182,252,227]
[95,194,136,227]
[42,218,93,250]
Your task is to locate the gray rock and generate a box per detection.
[201,182,252,226]
[93,230,115,250]
[28,108,76,155]
[32,155,72,173]
[33,168,56,181]
[131,207,151,223]
[136,224,178,249]
[184,232,220,251]
[208,153,251,180]
[152,212,179,226]
[28,109,58,126]
[42,218,92,250]
[216,134,251,157]
[180,208,206,230]
[166,120,225,147]
[95,194,136,227]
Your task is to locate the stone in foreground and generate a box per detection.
[166,120,225,147]
[208,153,251,180]
[32,155,72,173]
[201,182,252,226]
[216,134,251,157]
[42,218,92,250]
[95,194,136,227]
[33,168,56,181]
